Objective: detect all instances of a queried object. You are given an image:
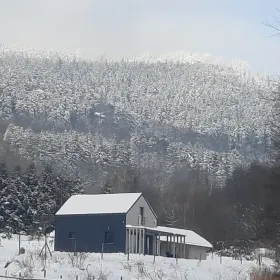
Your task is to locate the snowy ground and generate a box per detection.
[0,234,274,280]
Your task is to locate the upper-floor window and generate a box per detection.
[140,206,144,217]
[139,207,145,225]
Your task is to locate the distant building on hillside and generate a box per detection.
[54,193,212,260]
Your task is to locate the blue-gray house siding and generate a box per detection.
[55,213,126,253]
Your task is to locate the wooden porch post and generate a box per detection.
[180,236,183,258]
[132,229,135,254]
[168,235,171,252]
[134,229,137,254]
[158,233,161,256]
[152,234,155,256]
[142,229,145,255]
[136,228,139,254]
[173,234,175,257]
[128,228,131,254]
[139,228,142,254]
[176,235,179,258]
[126,228,128,254]
[178,236,181,257]
[183,236,186,258]
[181,236,184,258]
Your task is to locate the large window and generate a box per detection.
[104,231,114,244]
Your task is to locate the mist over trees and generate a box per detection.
[0,46,279,249]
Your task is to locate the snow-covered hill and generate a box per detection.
[0,234,273,280]
[128,52,252,74]
[0,46,275,189]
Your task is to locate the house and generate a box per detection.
[55,193,158,253]
[54,193,212,259]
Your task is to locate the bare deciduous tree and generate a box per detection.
[264,9,280,36]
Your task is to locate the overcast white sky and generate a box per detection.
[0,0,280,74]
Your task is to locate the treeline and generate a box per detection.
[0,159,82,234]
[116,161,276,254]
[153,163,276,244]
[102,159,280,248]
[1,145,279,250]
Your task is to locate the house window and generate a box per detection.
[140,207,144,217]
[139,207,145,225]
[104,231,114,244]
[69,232,76,239]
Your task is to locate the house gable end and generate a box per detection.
[126,194,157,227]
[126,194,157,218]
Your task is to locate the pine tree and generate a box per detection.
[0,157,84,234]
[55,171,83,209]
[0,162,9,231]
[21,163,41,233]
[261,85,280,245]
[165,205,179,227]
[4,165,25,233]
[38,164,57,215]
[262,167,280,245]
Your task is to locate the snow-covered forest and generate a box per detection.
[0,46,277,242]
[0,47,275,189]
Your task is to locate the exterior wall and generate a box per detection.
[159,241,170,257]
[159,240,188,258]
[126,195,157,227]
[159,241,207,260]
[188,245,207,260]
[54,213,126,253]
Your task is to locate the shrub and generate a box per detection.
[250,267,280,280]
[14,254,35,278]
[67,252,89,269]
[122,261,133,272]
[95,267,111,280]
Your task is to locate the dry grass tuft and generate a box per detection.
[250,267,280,280]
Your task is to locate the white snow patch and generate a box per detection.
[0,234,274,280]
[94,112,106,118]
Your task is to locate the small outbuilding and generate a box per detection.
[157,226,213,260]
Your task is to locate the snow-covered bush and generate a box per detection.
[214,240,255,260]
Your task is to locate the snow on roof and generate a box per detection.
[126,225,185,236]
[157,226,212,248]
[56,193,142,216]
[125,225,212,248]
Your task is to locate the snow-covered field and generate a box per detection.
[0,235,274,280]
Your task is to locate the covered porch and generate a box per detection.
[126,225,186,258]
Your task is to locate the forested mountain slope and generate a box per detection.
[0,47,274,192]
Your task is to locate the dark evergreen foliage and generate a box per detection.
[0,160,83,234]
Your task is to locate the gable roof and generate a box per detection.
[157,226,212,248]
[56,193,142,216]
[126,194,158,219]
